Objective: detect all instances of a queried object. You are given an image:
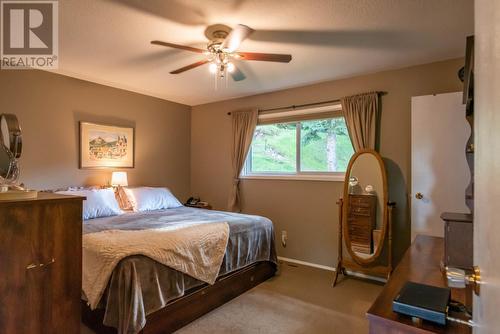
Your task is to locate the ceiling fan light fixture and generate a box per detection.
[208,62,218,73]
[227,62,235,73]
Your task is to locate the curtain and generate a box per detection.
[228,109,258,212]
[341,92,380,151]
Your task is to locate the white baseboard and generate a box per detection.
[344,270,387,283]
[277,256,335,271]
[277,256,387,283]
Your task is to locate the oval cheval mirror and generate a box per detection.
[343,149,388,264]
[333,149,394,286]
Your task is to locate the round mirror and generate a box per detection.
[0,114,22,183]
[343,149,387,264]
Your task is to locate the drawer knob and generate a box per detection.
[26,258,55,270]
[40,258,56,267]
[26,263,38,270]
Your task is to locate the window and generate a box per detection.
[243,114,354,180]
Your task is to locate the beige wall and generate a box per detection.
[0,70,191,200]
[191,58,464,267]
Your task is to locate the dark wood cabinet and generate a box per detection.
[0,193,84,334]
[439,36,474,272]
[441,212,473,269]
[347,194,377,254]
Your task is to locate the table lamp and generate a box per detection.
[111,171,128,187]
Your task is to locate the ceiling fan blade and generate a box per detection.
[151,40,205,54]
[170,60,209,74]
[222,24,254,52]
[237,52,292,63]
[230,66,246,81]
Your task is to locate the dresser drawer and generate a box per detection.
[349,227,371,239]
[350,206,371,216]
[350,198,372,208]
[348,216,375,226]
[348,222,372,242]
[350,194,376,204]
[350,235,371,244]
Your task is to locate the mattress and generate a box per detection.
[83,206,277,334]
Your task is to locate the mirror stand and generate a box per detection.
[333,199,396,286]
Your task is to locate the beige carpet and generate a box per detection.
[82,261,383,334]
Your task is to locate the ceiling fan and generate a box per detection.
[150,24,292,82]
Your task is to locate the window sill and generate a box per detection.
[240,174,345,182]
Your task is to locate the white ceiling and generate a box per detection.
[54,0,474,106]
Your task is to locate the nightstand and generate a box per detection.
[185,203,212,210]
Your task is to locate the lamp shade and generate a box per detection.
[111,172,128,187]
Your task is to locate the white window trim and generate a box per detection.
[240,173,345,182]
[242,103,351,182]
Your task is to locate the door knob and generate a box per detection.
[415,192,424,199]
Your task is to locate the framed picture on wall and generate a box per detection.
[79,122,135,169]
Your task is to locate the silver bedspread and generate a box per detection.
[83,207,277,334]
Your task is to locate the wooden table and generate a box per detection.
[366,235,472,334]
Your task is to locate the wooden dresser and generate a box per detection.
[0,193,84,334]
[367,235,472,334]
[347,194,377,254]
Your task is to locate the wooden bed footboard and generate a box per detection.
[82,261,277,334]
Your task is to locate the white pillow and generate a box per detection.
[123,187,182,212]
[57,188,123,220]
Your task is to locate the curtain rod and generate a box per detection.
[226,91,386,115]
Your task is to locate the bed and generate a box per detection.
[81,206,277,334]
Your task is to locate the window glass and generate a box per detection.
[249,123,297,173]
[244,116,354,176]
[300,118,354,172]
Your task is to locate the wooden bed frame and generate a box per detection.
[82,261,277,334]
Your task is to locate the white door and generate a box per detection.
[411,92,470,239]
[474,1,500,332]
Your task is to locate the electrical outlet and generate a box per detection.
[281,230,288,248]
